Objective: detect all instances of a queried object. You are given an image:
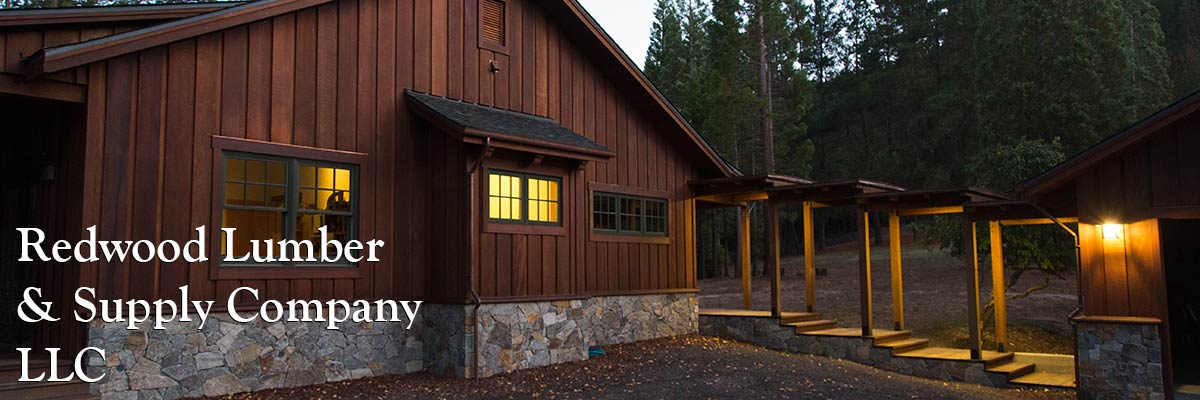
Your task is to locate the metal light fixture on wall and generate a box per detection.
[1102,224,1123,240]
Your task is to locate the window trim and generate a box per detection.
[482,165,567,237]
[588,182,671,245]
[477,0,509,54]
[210,136,370,281]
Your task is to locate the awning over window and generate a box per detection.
[405,90,615,162]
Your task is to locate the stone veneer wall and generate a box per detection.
[1075,320,1165,399]
[699,314,1013,388]
[87,311,426,400]
[86,293,697,399]
[434,293,698,377]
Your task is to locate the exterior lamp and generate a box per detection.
[1102,224,1123,240]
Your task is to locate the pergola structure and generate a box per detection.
[689,176,1080,360]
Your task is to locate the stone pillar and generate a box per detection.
[1075,318,1166,399]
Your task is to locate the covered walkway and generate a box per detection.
[690,175,1079,389]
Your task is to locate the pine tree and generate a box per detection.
[1153,0,1200,96]
[645,0,689,106]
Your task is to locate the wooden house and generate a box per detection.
[1020,90,1200,399]
[0,0,733,397]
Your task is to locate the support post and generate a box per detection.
[803,201,816,313]
[739,205,752,310]
[964,218,983,360]
[766,201,783,317]
[889,212,904,331]
[989,221,1007,353]
[857,207,873,337]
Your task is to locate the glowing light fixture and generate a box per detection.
[1102,224,1123,240]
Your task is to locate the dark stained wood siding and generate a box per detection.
[62,0,702,306]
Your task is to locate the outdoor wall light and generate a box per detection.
[1102,223,1123,240]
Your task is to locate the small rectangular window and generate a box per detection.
[221,152,357,266]
[488,171,561,226]
[593,192,668,236]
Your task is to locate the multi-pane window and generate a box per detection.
[221,152,356,265]
[488,172,561,225]
[593,192,668,236]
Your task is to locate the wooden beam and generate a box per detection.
[889,212,904,331]
[766,201,783,317]
[989,221,1008,352]
[739,205,752,310]
[999,217,1078,226]
[964,219,983,360]
[897,206,964,217]
[858,207,873,336]
[803,201,816,313]
[0,73,85,103]
[733,192,769,202]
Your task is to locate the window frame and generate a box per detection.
[477,0,510,54]
[588,182,671,245]
[482,165,567,237]
[486,170,563,224]
[210,136,369,281]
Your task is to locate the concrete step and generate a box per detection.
[778,313,824,325]
[985,360,1037,380]
[790,320,838,333]
[875,337,929,354]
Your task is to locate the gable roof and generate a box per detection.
[406,90,614,161]
[22,0,736,178]
[0,2,242,28]
[1020,89,1200,197]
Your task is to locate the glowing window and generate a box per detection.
[488,172,561,225]
[221,152,356,266]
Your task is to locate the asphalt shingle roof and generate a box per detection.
[406,90,609,152]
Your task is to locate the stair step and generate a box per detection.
[985,361,1037,379]
[1009,371,1076,389]
[876,338,929,354]
[778,313,823,325]
[0,380,92,400]
[892,346,1014,366]
[870,330,911,344]
[790,320,838,333]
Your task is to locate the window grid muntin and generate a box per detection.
[593,192,668,236]
[487,171,563,226]
[220,151,358,267]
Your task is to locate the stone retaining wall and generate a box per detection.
[1075,320,1165,399]
[699,314,1012,388]
[86,293,697,399]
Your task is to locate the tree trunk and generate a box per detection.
[758,12,775,174]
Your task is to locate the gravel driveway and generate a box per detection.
[200,335,1073,400]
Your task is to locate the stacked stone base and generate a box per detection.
[1075,318,1165,399]
[86,293,697,399]
[699,314,1013,388]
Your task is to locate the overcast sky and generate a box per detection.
[577,0,654,69]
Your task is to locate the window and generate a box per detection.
[480,0,507,50]
[221,152,356,265]
[488,171,561,225]
[593,192,668,236]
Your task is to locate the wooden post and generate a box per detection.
[803,201,816,313]
[989,221,1007,353]
[857,207,873,337]
[964,218,983,360]
[739,205,752,310]
[766,201,783,317]
[889,212,904,331]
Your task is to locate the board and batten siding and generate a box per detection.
[67,0,700,306]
